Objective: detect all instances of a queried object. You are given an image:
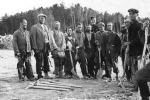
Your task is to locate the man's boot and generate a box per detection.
[44,72,51,79]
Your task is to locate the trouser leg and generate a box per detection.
[43,52,50,74]
[64,51,72,75]
[104,53,112,78]
[87,58,95,77]
[34,52,43,78]
[53,57,59,76]
[25,56,34,79]
[59,58,64,77]
[78,49,88,76]
[17,57,25,80]
[131,57,138,89]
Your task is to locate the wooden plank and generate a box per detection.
[47,80,82,88]
[28,85,69,91]
[39,81,73,88]
[29,82,74,90]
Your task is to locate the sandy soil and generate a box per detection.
[0,50,139,100]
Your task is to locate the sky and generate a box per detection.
[1,0,150,18]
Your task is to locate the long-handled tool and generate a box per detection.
[69,49,79,78]
[96,47,103,79]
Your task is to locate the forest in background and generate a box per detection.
[0,3,137,35]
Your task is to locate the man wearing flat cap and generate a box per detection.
[30,13,51,79]
[124,8,144,92]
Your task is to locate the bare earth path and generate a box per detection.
[0,50,139,100]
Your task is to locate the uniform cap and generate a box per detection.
[128,8,139,14]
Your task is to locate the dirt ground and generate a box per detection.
[0,50,140,100]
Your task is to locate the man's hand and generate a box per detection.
[124,42,130,46]
[15,52,21,58]
[95,40,100,46]
[34,49,40,54]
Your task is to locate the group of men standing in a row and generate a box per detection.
[12,12,120,81]
[13,8,150,100]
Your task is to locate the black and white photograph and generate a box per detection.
[0,0,150,100]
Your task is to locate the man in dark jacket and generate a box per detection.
[13,19,34,81]
[30,13,50,79]
[126,8,144,91]
[73,23,89,79]
[84,25,97,78]
[64,28,77,78]
[94,22,108,79]
[105,22,121,81]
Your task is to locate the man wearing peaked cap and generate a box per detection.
[37,13,47,19]
[128,8,139,14]
[125,8,145,94]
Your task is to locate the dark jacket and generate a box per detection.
[107,31,121,58]
[13,28,31,54]
[84,32,96,59]
[128,20,143,56]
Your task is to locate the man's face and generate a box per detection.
[77,24,82,32]
[22,20,27,30]
[68,28,72,35]
[97,24,104,31]
[107,24,113,31]
[55,23,60,30]
[91,18,96,25]
[129,12,137,20]
[39,16,46,24]
[86,25,91,33]
[125,21,130,28]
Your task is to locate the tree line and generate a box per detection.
[0,3,126,35]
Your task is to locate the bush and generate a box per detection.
[0,35,13,49]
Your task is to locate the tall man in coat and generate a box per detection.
[30,13,50,79]
[51,21,66,78]
[13,19,34,81]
